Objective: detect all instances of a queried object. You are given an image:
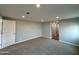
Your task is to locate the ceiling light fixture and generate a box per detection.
[36,4,40,8]
[22,16,25,18]
[56,16,59,19]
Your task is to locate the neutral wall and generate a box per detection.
[42,22,52,39]
[59,18,79,45]
[0,16,2,48]
[16,20,42,42]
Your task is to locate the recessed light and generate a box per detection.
[56,16,59,19]
[36,4,40,8]
[22,16,25,18]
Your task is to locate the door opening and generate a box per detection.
[52,21,59,40]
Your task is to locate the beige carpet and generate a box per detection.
[0,37,79,55]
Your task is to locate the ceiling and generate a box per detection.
[0,4,79,22]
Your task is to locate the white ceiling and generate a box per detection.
[0,4,79,22]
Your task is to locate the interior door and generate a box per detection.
[52,21,59,40]
[2,20,16,48]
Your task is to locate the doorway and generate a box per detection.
[52,21,59,40]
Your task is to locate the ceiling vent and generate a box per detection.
[26,12,30,14]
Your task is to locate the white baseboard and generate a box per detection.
[0,36,42,49]
[15,36,42,44]
[60,40,79,47]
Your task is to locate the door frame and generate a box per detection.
[51,21,59,40]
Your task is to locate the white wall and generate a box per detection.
[59,19,79,45]
[16,20,42,42]
[0,16,2,48]
[42,22,52,39]
[1,17,79,47]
